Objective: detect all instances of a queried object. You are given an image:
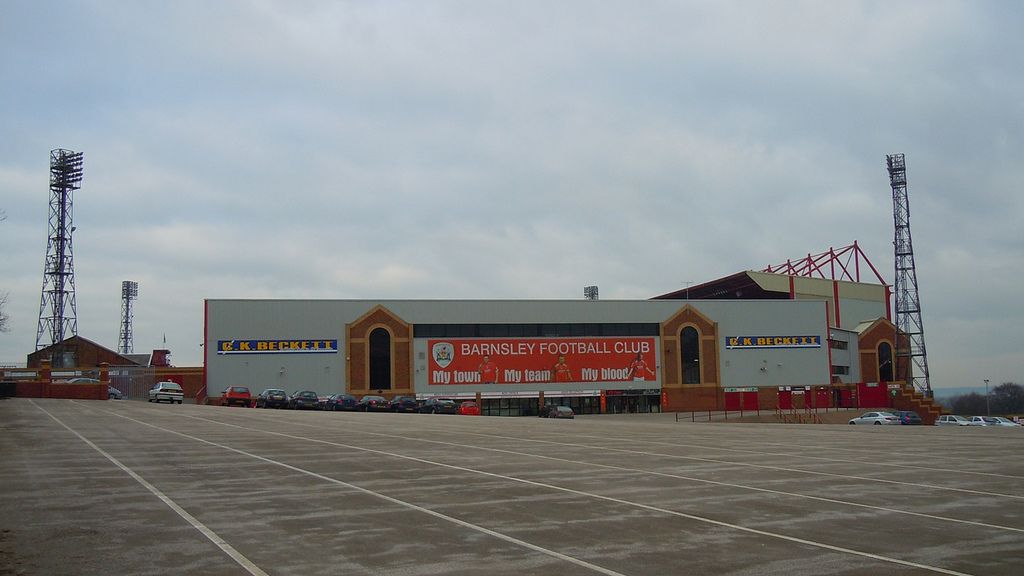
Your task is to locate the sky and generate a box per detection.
[1,1,1021,389]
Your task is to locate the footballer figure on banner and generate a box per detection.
[627,353,655,381]
[478,355,498,384]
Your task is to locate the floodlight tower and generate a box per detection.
[118,281,139,354]
[584,285,599,300]
[886,153,931,395]
[36,149,84,353]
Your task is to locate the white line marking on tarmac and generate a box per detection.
[153,410,978,576]
[30,400,270,576]
[82,406,629,576]
[441,428,1024,500]
[239,414,1024,535]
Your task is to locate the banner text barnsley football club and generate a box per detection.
[427,337,656,385]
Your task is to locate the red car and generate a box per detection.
[458,401,481,416]
[221,386,252,407]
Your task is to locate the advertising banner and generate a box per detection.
[217,339,338,355]
[725,335,821,349]
[427,337,657,386]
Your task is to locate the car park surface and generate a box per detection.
[4,399,1024,576]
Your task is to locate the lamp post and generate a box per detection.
[984,379,990,416]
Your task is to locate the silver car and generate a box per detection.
[848,411,899,425]
[148,381,184,404]
[935,415,970,426]
[993,417,1022,427]
[968,416,1000,426]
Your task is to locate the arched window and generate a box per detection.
[878,342,893,382]
[681,326,701,384]
[369,328,392,390]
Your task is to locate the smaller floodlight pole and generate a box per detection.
[584,286,599,301]
[118,280,139,354]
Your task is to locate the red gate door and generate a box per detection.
[778,389,793,410]
[724,392,741,411]
[742,391,759,411]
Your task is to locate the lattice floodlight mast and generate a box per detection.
[886,153,931,394]
[584,286,599,300]
[36,149,84,353]
[118,281,139,354]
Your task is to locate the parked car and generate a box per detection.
[993,417,1022,427]
[419,397,458,414]
[107,385,124,400]
[458,401,481,416]
[256,388,289,408]
[325,394,359,411]
[968,416,999,426]
[548,406,575,419]
[68,377,100,384]
[848,411,899,425]
[357,395,390,412]
[220,386,252,407]
[935,414,971,426]
[389,396,419,413]
[288,390,320,410]
[148,381,184,404]
[891,410,923,425]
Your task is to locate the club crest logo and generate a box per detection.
[432,342,455,368]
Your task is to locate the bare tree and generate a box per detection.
[0,291,9,333]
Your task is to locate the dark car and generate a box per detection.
[256,388,289,409]
[325,394,359,411]
[389,396,419,413]
[288,390,320,410]
[357,395,390,412]
[892,410,923,425]
[419,398,458,414]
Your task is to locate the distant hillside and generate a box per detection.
[932,386,986,400]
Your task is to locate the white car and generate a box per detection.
[968,416,1001,426]
[848,411,899,425]
[935,415,971,426]
[148,381,184,404]
[993,417,1022,427]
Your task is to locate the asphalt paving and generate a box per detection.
[1,398,1022,575]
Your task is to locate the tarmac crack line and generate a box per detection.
[152,410,978,576]
[29,400,270,576]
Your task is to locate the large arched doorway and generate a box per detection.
[878,341,894,382]
[681,326,701,384]
[369,328,392,390]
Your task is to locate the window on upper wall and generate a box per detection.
[681,326,701,384]
[878,342,894,382]
[831,365,850,375]
[829,339,849,350]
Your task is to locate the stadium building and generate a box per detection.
[205,249,931,417]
